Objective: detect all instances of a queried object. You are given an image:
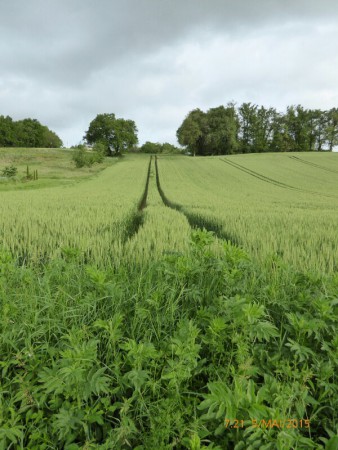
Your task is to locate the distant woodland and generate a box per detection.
[177,103,338,155]
[1,104,337,155]
[0,115,62,148]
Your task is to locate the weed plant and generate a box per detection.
[1,230,337,449]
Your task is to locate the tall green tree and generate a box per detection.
[176,109,207,156]
[269,111,293,152]
[40,126,63,148]
[284,105,313,152]
[84,113,138,156]
[312,109,328,151]
[325,108,338,151]
[15,119,45,147]
[204,105,239,155]
[306,109,318,151]
[177,105,238,156]
[238,103,258,153]
[254,106,275,152]
[0,115,15,147]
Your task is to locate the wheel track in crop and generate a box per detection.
[138,156,152,211]
[154,156,240,243]
[123,156,152,242]
[288,155,338,175]
[220,157,337,199]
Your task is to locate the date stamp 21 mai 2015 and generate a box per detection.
[224,418,311,430]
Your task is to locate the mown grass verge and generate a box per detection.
[1,231,337,449]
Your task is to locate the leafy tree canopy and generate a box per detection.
[139,141,162,153]
[84,113,138,156]
[177,103,338,155]
[177,105,238,156]
[139,141,182,154]
[0,115,62,148]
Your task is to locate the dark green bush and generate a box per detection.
[92,142,106,163]
[1,165,17,177]
[72,144,105,168]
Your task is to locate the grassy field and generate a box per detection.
[0,151,151,265]
[0,147,116,190]
[0,149,337,449]
[158,152,338,273]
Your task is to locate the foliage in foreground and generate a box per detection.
[0,230,338,449]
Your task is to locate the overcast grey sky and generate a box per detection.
[1,0,338,147]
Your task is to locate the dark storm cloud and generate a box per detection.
[1,0,337,145]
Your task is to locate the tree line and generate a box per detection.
[0,115,62,148]
[139,141,181,154]
[177,103,338,155]
[84,113,187,156]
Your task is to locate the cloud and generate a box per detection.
[1,0,337,145]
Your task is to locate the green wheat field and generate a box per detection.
[1,149,338,449]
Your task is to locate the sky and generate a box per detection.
[1,0,338,147]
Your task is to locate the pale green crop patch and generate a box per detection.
[0,155,149,265]
[158,152,338,273]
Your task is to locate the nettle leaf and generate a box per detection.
[242,303,266,324]
[176,319,200,341]
[58,365,86,386]
[60,338,99,364]
[120,339,158,368]
[84,407,105,426]
[248,403,271,419]
[38,367,65,395]
[198,382,236,420]
[285,339,315,362]
[53,407,84,441]
[124,369,149,391]
[208,317,227,335]
[256,377,277,404]
[85,266,107,286]
[249,321,279,342]
[0,425,23,446]
[286,313,326,340]
[93,313,124,344]
[87,367,110,397]
[170,319,201,364]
